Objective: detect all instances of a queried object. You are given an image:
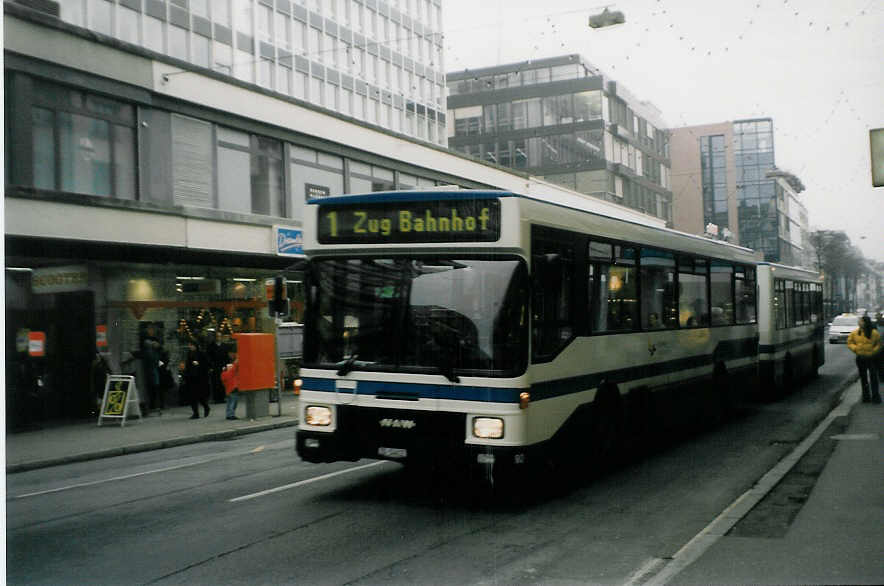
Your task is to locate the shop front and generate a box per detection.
[5,239,301,430]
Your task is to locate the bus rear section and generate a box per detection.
[757,264,825,397]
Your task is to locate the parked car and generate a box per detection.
[828,314,858,344]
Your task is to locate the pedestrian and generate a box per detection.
[220,343,240,420]
[140,325,165,414]
[183,339,211,419]
[876,312,884,381]
[846,315,882,404]
[206,330,228,404]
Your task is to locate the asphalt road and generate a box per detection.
[6,344,858,585]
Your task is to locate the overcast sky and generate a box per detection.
[443,0,884,262]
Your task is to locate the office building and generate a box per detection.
[5,1,661,426]
[669,117,809,265]
[50,0,448,144]
[447,54,673,225]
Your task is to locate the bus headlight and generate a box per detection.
[473,417,504,439]
[305,405,332,426]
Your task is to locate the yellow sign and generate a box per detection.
[98,375,141,426]
[102,381,129,416]
[317,198,501,244]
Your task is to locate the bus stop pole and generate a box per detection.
[274,315,282,417]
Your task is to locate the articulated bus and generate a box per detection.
[294,189,766,479]
[757,263,825,396]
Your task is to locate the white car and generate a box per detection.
[828,314,858,344]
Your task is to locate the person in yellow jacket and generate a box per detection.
[847,315,882,403]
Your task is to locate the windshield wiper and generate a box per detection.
[336,354,360,376]
[438,359,460,383]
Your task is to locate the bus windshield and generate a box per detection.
[304,257,529,378]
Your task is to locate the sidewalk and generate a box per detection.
[5,392,300,473]
[671,380,884,585]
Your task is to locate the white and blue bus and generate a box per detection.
[757,263,825,397]
[294,190,763,478]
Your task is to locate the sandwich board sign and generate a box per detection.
[98,375,142,426]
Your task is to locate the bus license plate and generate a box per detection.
[378,447,407,459]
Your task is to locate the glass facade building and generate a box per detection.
[53,0,448,145]
[733,118,778,260]
[446,55,673,224]
[699,134,728,231]
[672,117,808,265]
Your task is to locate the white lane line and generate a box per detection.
[229,461,391,502]
[623,557,667,586]
[11,457,221,499]
[637,383,861,586]
[11,440,295,500]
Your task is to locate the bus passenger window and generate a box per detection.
[588,242,637,333]
[735,266,757,324]
[532,236,576,360]
[710,262,734,325]
[640,248,677,329]
[678,256,709,327]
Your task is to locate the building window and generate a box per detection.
[574,90,602,121]
[215,127,284,217]
[172,114,214,209]
[289,146,343,221]
[29,82,137,200]
[250,136,284,216]
[216,127,252,213]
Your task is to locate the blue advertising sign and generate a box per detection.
[275,227,304,257]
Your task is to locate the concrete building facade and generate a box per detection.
[50,0,449,145]
[446,54,673,225]
[5,2,661,428]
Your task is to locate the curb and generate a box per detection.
[6,419,299,474]
[641,373,862,585]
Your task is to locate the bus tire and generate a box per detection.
[587,383,624,471]
[713,362,733,421]
[810,344,822,378]
[782,355,795,396]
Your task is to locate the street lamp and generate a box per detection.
[588,7,626,29]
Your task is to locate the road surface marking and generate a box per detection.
[623,557,668,586]
[229,461,391,502]
[12,457,221,499]
[10,440,294,500]
[830,433,878,440]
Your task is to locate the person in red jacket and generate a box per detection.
[220,344,240,420]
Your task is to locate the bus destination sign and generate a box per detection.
[317,198,501,244]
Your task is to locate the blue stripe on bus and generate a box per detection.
[302,337,758,404]
[301,377,523,403]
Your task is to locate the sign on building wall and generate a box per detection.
[28,331,46,357]
[32,265,89,294]
[96,325,108,349]
[871,128,884,187]
[274,226,304,257]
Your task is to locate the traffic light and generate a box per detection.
[589,7,626,29]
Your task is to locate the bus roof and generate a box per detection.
[308,189,760,258]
